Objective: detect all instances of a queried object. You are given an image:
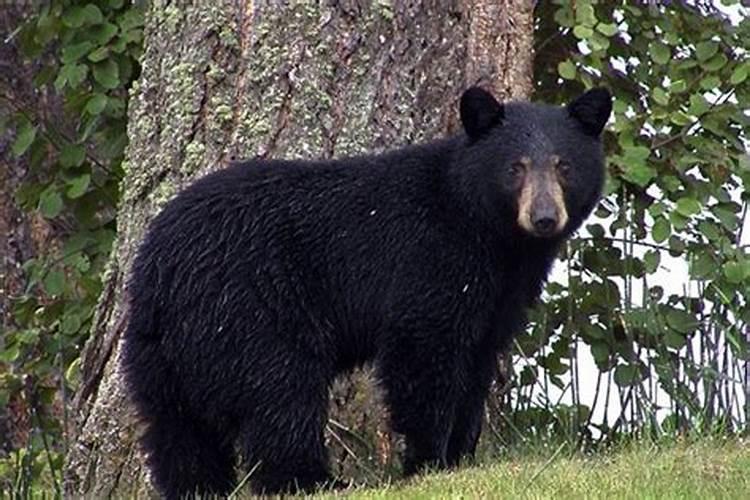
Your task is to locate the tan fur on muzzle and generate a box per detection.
[517,165,569,236]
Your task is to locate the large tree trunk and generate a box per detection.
[64,1,533,496]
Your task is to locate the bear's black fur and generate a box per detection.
[121,87,611,498]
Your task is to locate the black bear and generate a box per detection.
[121,86,611,498]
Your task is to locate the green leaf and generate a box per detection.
[87,46,110,63]
[90,22,119,45]
[614,364,639,386]
[670,111,692,126]
[554,6,574,27]
[701,53,728,72]
[61,41,94,63]
[32,10,59,46]
[573,25,593,40]
[675,197,701,217]
[62,4,103,28]
[695,41,718,61]
[558,60,576,80]
[62,6,87,28]
[723,261,747,283]
[60,144,86,168]
[66,174,91,199]
[80,115,100,141]
[652,217,671,243]
[697,221,721,241]
[669,211,689,231]
[72,254,91,273]
[664,330,687,350]
[649,202,667,218]
[688,94,709,116]
[659,175,682,193]
[584,324,606,340]
[66,357,82,385]
[690,251,715,279]
[85,93,108,115]
[730,64,748,85]
[700,75,721,90]
[643,250,660,274]
[68,64,89,89]
[589,32,610,52]
[712,205,738,230]
[111,35,129,53]
[16,329,40,345]
[624,145,650,161]
[652,87,669,106]
[39,187,63,219]
[668,235,685,255]
[649,42,670,65]
[119,8,145,32]
[575,3,596,25]
[14,182,43,211]
[63,233,95,256]
[0,344,20,363]
[669,79,687,93]
[43,269,65,297]
[618,146,654,186]
[93,59,120,89]
[622,163,656,187]
[663,30,680,45]
[665,309,698,333]
[596,23,618,37]
[12,121,36,157]
[55,63,88,91]
[587,223,605,239]
[61,313,82,335]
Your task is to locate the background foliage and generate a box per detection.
[0,0,748,495]
[502,0,750,447]
[1,1,143,495]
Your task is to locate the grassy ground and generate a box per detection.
[313,439,750,499]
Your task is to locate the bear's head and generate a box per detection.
[459,86,611,240]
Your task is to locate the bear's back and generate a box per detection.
[126,142,484,358]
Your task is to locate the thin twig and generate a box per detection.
[228,460,262,499]
[522,442,567,493]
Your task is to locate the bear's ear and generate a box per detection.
[460,87,504,139]
[567,87,612,137]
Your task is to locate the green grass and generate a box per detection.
[314,439,750,499]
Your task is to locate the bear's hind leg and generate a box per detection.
[140,411,236,499]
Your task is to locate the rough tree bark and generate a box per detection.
[64,1,533,496]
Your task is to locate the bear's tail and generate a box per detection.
[121,304,176,425]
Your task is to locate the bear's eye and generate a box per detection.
[557,161,572,177]
[509,162,525,178]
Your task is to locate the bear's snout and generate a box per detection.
[517,168,569,238]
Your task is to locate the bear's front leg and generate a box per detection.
[446,346,497,467]
[376,331,461,476]
[445,386,486,467]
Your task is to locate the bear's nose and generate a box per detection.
[533,216,557,235]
